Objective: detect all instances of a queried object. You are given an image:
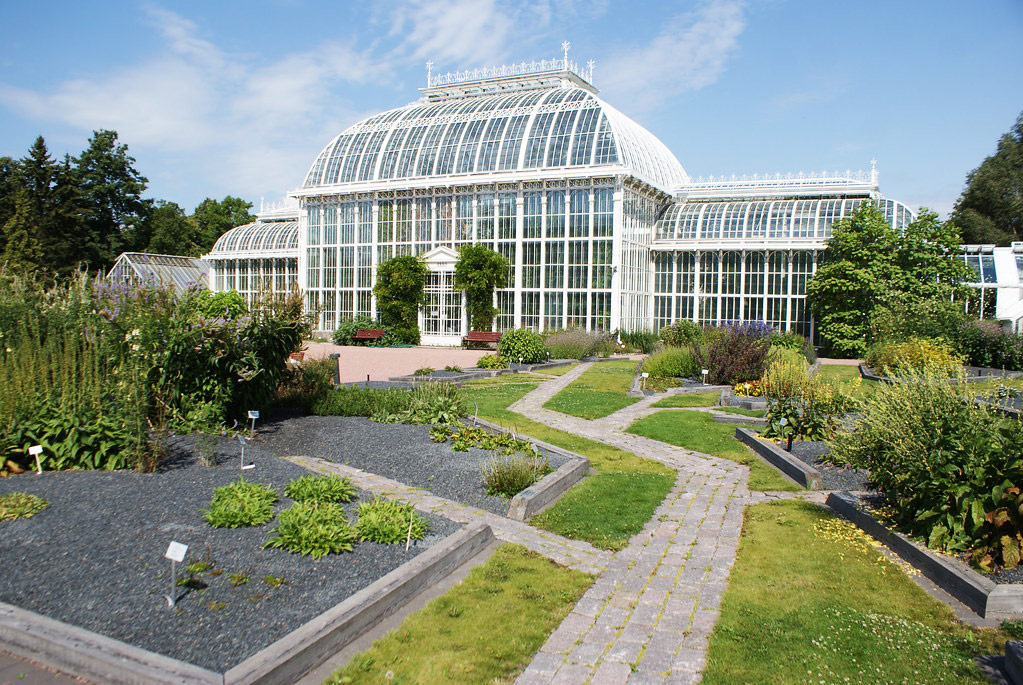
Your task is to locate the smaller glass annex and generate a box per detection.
[202,55,917,344]
[107,252,209,289]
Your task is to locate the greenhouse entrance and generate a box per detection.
[420,247,465,346]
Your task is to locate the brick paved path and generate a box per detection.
[512,363,769,684]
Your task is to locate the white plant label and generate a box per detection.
[165,541,187,563]
[29,444,42,474]
[248,410,260,419]
[641,372,649,378]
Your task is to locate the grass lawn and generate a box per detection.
[703,500,1009,684]
[651,392,720,408]
[626,410,798,492]
[816,363,878,400]
[543,360,639,419]
[462,379,675,551]
[715,406,766,418]
[538,363,578,377]
[327,544,593,684]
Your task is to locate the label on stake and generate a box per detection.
[165,541,187,562]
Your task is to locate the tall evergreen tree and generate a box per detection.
[73,129,150,270]
[1,187,43,272]
[952,112,1023,245]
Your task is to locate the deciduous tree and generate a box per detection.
[952,112,1023,245]
[453,244,508,331]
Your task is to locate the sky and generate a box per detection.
[0,0,1020,217]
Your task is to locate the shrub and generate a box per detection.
[374,256,428,333]
[264,501,358,558]
[620,330,659,354]
[543,328,596,360]
[332,316,380,346]
[311,386,412,417]
[957,319,1023,370]
[643,347,699,379]
[590,334,618,358]
[498,328,547,364]
[763,378,851,450]
[761,347,810,399]
[0,492,49,521]
[476,354,509,369]
[767,331,816,364]
[830,367,1023,570]
[865,338,963,377]
[659,320,703,347]
[733,380,763,397]
[355,497,430,544]
[373,382,466,426]
[481,452,552,497]
[413,367,435,376]
[444,365,462,373]
[285,474,357,503]
[204,478,278,528]
[867,300,968,348]
[274,357,336,408]
[696,322,771,385]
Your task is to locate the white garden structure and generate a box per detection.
[204,53,915,345]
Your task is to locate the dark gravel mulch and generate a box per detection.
[786,439,871,492]
[0,437,459,672]
[252,414,570,516]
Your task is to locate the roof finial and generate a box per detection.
[870,158,878,184]
[426,61,434,87]
[586,59,595,82]
[562,41,570,70]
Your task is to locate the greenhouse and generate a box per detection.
[108,252,209,289]
[204,54,915,344]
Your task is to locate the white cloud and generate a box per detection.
[0,5,390,206]
[599,0,746,111]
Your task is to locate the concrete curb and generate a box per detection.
[826,492,1023,619]
[734,427,820,489]
[473,417,591,521]
[710,412,766,427]
[226,522,494,684]
[0,602,220,684]
[1007,641,1023,685]
[0,524,494,684]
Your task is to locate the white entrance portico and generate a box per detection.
[419,246,466,346]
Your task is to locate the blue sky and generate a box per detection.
[1,0,1020,217]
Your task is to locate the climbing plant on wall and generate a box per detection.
[453,244,509,331]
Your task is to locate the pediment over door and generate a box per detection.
[422,245,458,271]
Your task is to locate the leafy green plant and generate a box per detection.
[263,575,287,588]
[311,385,413,417]
[697,322,771,385]
[476,353,509,369]
[542,328,610,360]
[203,478,278,528]
[332,315,381,346]
[185,559,213,574]
[264,501,358,558]
[865,337,963,377]
[642,346,699,379]
[659,320,703,347]
[830,367,1023,570]
[763,378,850,450]
[413,367,435,376]
[274,357,337,408]
[374,255,428,336]
[454,245,508,331]
[228,572,249,587]
[443,365,462,373]
[498,329,547,364]
[374,382,467,426]
[355,497,430,544]
[761,347,809,399]
[0,492,49,521]
[767,331,817,364]
[285,474,358,504]
[429,425,453,442]
[481,452,552,497]
[619,330,659,354]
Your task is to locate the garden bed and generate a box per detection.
[0,437,462,675]
[735,429,870,491]
[828,492,1023,619]
[252,414,571,517]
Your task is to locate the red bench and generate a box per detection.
[463,331,502,349]
[354,329,387,343]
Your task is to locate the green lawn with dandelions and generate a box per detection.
[543,360,640,419]
[703,500,1010,684]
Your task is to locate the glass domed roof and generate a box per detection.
[303,87,687,192]
[209,221,298,254]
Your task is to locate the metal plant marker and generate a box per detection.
[164,541,187,608]
[641,371,649,391]
[247,409,260,435]
[238,434,254,470]
[701,369,709,385]
[28,445,43,475]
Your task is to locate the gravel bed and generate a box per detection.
[252,414,569,516]
[786,439,871,491]
[0,437,459,672]
[341,380,413,390]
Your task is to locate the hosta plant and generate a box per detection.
[204,478,278,528]
[264,501,358,558]
[284,474,357,504]
[355,497,430,544]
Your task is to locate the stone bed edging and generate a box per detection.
[0,522,494,684]
[734,427,821,489]
[827,492,1023,619]
[472,416,590,521]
